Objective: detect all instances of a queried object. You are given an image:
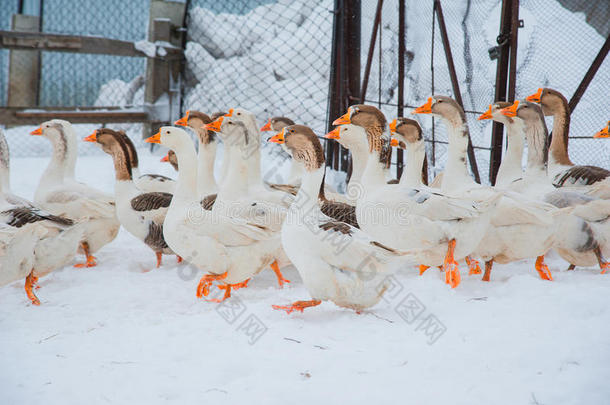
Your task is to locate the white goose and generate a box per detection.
[174,110,219,200]
[85,129,176,268]
[526,88,610,195]
[413,96,566,282]
[147,126,285,302]
[334,105,500,288]
[30,120,120,267]
[494,101,610,274]
[268,125,416,313]
[1,129,84,305]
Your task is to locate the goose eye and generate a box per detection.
[228,122,233,125]
[237,112,241,116]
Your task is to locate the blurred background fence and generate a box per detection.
[0,0,608,186]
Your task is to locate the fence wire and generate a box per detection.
[182,0,334,136]
[360,0,609,184]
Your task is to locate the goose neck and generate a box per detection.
[495,123,525,187]
[296,165,325,214]
[549,104,573,166]
[197,139,217,196]
[441,120,475,192]
[400,141,425,187]
[173,141,199,201]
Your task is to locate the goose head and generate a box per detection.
[145,126,192,152]
[84,128,133,179]
[174,110,215,145]
[161,150,179,171]
[204,115,248,148]
[477,101,514,126]
[324,124,371,151]
[30,120,66,144]
[412,96,465,127]
[260,116,295,132]
[268,125,324,171]
[594,122,609,139]
[525,87,567,116]
[389,118,422,150]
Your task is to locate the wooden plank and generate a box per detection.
[7,15,41,108]
[0,30,183,60]
[0,107,148,125]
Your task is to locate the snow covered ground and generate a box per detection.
[1,150,609,404]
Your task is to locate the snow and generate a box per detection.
[1,152,610,404]
[135,40,158,58]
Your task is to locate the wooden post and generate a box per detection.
[143,0,186,138]
[7,14,40,107]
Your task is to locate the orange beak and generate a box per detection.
[501,100,519,117]
[324,127,341,140]
[526,88,543,103]
[146,132,161,144]
[478,105,493,121]
[30,126,43,135]
[332,110,351,125]
[260,119,272,132]
[593,123,609,139]
[389,118,398,133]
[83,132,97,142]
[268,128,285,144]
[224,108,234,117]
[205,116,223,132]
[390,138,399,147]
[412,97,433,114]
[174,110,190,126]
[160,154,170,162]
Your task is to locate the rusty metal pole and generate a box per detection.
[342,0,360,172]
[489,0,512,185]
[434,0,481,183]
[326,0,342,169]
[396,0,405,180]
[360,0,383,103]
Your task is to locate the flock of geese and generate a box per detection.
[1,87,609,312]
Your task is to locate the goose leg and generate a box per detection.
[196,271,228,298]
[594,247,609,274]
[207,279,251,303]
[443,239,460,288]
[270,260,290,288]
[25,271,40,306]
[155,252,163,268]
[419,265,429,275]
[272,299,321,314]
[567,264,576,271]
[535,256,553,281]
[177,256,183,263]
[466,256,482,275]
[74,242,97,268]
[482,260,493,282]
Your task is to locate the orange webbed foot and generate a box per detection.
[600,262,609,275]
[535,256,553,281]
[270,260,290,288]
[419,265,430,275]
[466,256,482,275]
[196,272,228,298]
[442,239,461,288]
[177,256,183,263]
[25,273,40,306]
[74,255,97,268]
[272,299,321,314]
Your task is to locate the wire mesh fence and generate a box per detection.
[359,0,609,184]
[182,0,334,136]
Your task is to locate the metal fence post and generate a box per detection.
[396,0,405,181]
[489,0,512,185]
[434,0,481,183]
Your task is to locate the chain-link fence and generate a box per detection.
[360,0,609,184]
[182,0,334,136]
